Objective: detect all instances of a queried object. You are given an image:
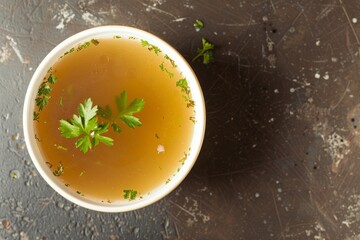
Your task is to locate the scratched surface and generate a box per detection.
[1,0,360,239]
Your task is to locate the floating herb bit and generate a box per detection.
[46,162,53,168]
[192,38,214,64]
[164,54,177,67]
[123,189,138,200]
[140,40,162,55]
[194,19,204,31]
[33,112,40,121]
[176,78,195,108]
[53,162,64,176]
[47,74,57,84]
[159,62,174,78]
[33,72,57,119]
[34,134,41,142]
[90,39,100,46]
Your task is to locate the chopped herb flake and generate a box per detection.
[33,112,40,121]
[140,40,162,55]
[91,39,100,46]
[53,162,64,176]
[176,78,195,109]
[159,62,174,78]
[35,134,41,142]
[123,189,138,200]
[54,144,67,151]
[164,54,177,67]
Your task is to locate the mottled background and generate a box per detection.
[1,0,360,239]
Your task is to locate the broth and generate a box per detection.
[33,37,194,202]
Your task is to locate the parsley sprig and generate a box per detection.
[98,91,145,133]
[59,98,113,153]
[192,38,214,64]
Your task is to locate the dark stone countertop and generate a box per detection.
[1,0,360,239]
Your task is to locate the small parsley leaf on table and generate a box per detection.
[192,38,214,64]
[59,98,113,153]
[194,19,204,31]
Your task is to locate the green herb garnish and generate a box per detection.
[164,54,177,67]
[123,189,138,200]
[98,91,145,132]
[90,39,100,46]
[33,73,57,120]
[59,98,114,154]
[176,78,195,108]
[53,162,64,176]
[33,112,40,122]
[140,40,162,55]
[35,74,57,111]
[194,20,204,31]
[159,62,174,78]
[192,38,214,64]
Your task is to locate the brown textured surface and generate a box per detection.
[2,0,360,239]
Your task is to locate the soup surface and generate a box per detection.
[33,37,194,202]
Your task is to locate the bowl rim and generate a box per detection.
[23,25,206,212]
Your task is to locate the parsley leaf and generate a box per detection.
[99,90,145,131]
[192,38,214,64]
[123,189,138,200]
[59,98,113,154]
[194,19,204,31]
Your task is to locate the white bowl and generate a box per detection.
[23,26,206,212]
